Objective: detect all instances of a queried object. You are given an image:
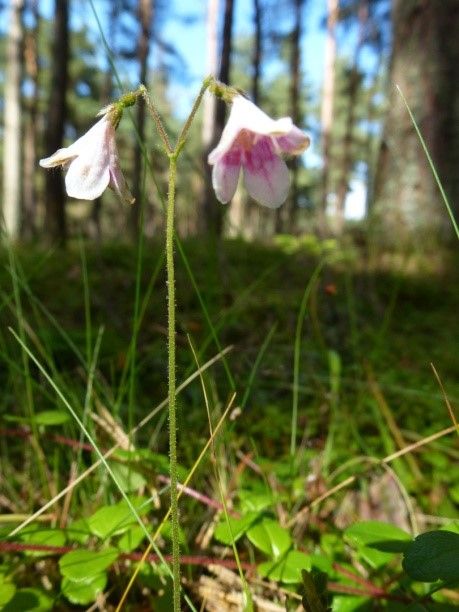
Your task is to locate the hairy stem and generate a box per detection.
[166,153,180,611]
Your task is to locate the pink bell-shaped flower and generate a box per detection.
[40,113,134,205]
[208,95,310,208]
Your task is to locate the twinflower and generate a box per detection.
[39,110,134,204]
[208,95,310,208]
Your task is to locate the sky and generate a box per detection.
[4,0,372,218]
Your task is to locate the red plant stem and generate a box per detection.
[0,541,253,570]
[0,541,416,603]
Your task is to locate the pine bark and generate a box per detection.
[131,0,154,238]
[320,0,339,234]
[3,0,24,240]
[202,0,235,236]
[44,0,69,245]
[23,0,39,239]
[334,1,368,234]
[372,0,459,249]
[276,0,303,233]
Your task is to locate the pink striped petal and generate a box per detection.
[212,156,241,204]
[243,154,290,208]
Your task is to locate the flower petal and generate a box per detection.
[208,95,293,163]
[39,147,77,168]
[65,143,110,201]
[109,141,135,205]
[275,126,310,155]
[212,156,241,204]
[243,152,290,208]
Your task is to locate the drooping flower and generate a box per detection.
[208,95,310,208]
[39,111,134,205]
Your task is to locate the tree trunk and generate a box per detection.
[22,0,39,239]
[319,0,339,234]
[252,0,262,105]
[3,0,24,241]
[200,0,220,235]
[372,0,459,249]
[44,0,69,245]
[334,1,368,234]
[131,0,154,238]
[203,0,235,236]
[276,0,303,234]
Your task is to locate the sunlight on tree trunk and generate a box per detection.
[201,0,220,234]
[372,0,459,249]
[204,0,235,236]
[23,0,39,239]
[320,0,339,235]
[131,0,154,239]
[44,0,69,245]
[3,0,24,240]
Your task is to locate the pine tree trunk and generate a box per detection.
[252,0,262,105]
[44,0,69,245]
[372,0,459,249]
[203,0,235,236]
[3,0,24,240]
[276,0,302,234]
[131,0,153,238]
[23,0,39,239]
[319,0,339,235]
[201,0,220,234]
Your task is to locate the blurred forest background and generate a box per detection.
[1,0,458,250]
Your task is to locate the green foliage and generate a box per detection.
[402,531,459,584]
[1,241,458,608]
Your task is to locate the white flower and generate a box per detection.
[208,95,310,208]
[39,114,134,204]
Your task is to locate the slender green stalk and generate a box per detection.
[166,153,180,612]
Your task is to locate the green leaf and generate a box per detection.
[87,496,149,540]
[117,525,146,553]
[239,490,273,513]
[66,518,91,544]
[88,505,136,539]
[403,531,459,582]
[214,512,260,545]
[2,588,53,611]
[32,410,70,426]
[61,573,107,605]
[258,550,311,584]
[0,583,16,607]
[109,463,146,492]
[59,548,118,582]
[247,518,291,558]
[20,527,66,556]
[331,595,368,611]
[344,521,411,569]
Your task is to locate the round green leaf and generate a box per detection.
[33,410,70,426]
[2,588,53,611]
[344,521,411,569]
[61,573,107,605]
[214,512,260,545]
[403,531,459,582]
[258,550,311,583]
[88,505,136,539]
[21,527,66,556]
[59,548,118,582]
[0,583,16,607]
[247,518,291,558]
[117,525,146,553]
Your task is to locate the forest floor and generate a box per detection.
[1,238,458,610]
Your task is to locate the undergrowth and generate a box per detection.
[0,238,458,610]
